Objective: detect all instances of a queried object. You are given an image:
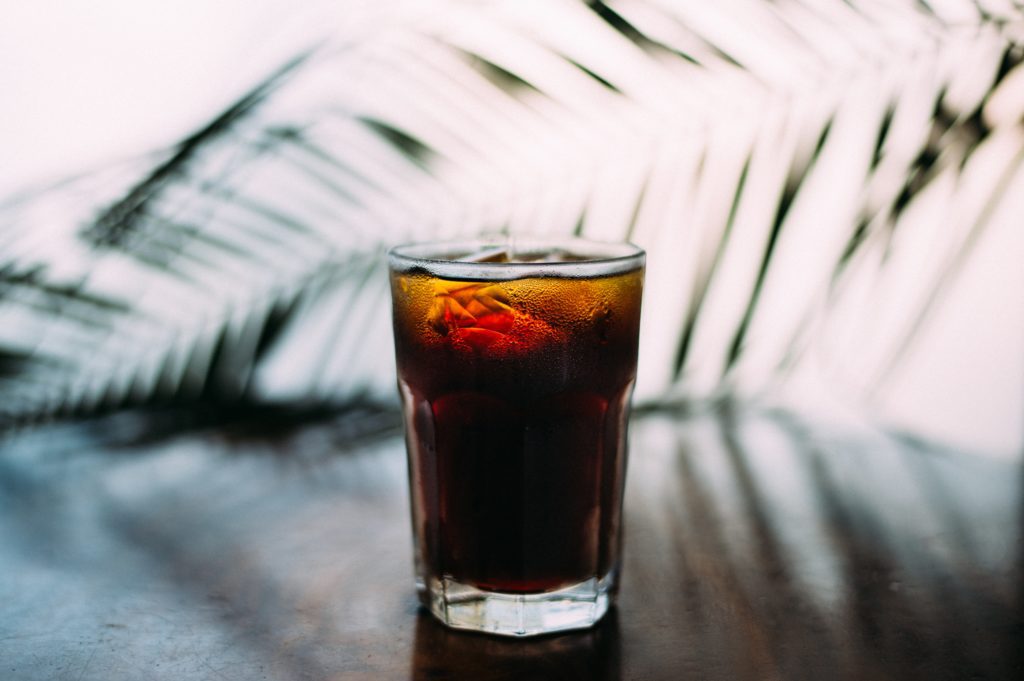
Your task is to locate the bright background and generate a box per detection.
[0,0,344,194]
[1,0,1021,457]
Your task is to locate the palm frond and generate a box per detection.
[1,0,1022,430]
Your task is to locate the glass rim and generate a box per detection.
[388,236,645,280]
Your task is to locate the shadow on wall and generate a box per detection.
[0,0,1022,455]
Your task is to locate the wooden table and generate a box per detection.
[1,406,1020,680]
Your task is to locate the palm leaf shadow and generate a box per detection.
[0,0,1020,427]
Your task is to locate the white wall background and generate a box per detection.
[0,0,347,194]
[1,0,1020,458]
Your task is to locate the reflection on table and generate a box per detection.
[0,406,1019,680]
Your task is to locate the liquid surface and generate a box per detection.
[444,246,595,264]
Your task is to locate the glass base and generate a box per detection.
[422,574,613,637]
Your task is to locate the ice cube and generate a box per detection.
[456,247,510,263]
[459,327,507,349]
[429,283,515,341]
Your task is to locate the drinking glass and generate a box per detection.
[388,237,644,636]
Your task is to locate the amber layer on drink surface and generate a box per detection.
[391,266,643,594]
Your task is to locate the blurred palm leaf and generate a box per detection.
[1,0,1022,427]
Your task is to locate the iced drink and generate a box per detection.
[388,238,644,636]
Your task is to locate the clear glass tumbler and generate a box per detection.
[388,237,644,636]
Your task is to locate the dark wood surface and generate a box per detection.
[1,407,1021,680]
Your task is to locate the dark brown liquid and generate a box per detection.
[391,266,643,594]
